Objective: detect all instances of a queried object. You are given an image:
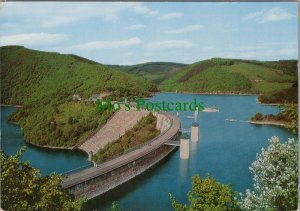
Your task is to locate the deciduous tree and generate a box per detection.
[170,174,238,211]
[0,147,86,211]
[239,136,298,210]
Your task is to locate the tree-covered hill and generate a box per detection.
[1,46,156,147]
[109,62,186,84]
[159,58,297,103]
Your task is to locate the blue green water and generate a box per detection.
[87,93,297,210]
[1,107,90,175]
[1,94,297,210]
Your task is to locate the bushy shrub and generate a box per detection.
[239,137,298,210]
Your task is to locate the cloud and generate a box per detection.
[166,25,203,34]
[243,10,266,21]
[0,33,69,46]
[232,49,297,58]
[127,24,145,30]
[67,37,142,51]
[42,16,79,28]
[145,40,197,50]
[243,7,295,23]
[43,4,159,27]
[226,42,297,60]
[1,3,160,28]
[158,12,182,21]
[263,41,297,46]
[131,4,159,17]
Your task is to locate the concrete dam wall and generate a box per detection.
[62,112,180,199]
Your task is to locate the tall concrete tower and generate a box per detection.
[88,151,93,162]
[180,133,190,159]
[191,108,199,142]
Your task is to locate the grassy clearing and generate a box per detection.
[159,58,297,103]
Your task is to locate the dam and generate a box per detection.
[62,111,181,199]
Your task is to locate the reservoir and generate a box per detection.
[1,93,297,210]
[1,107,90,175]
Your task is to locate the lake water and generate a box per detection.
[1,107,90,175]
[1,94,297,210]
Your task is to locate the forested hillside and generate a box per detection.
[159,58,297,103]
[110,62,186,84]
[1,46,156,147]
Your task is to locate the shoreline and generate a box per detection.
[249,120,285,127]
[29,144,73,150]
[157,91,259,96]
[2,92,284,151]
[256,102,282,106]
[1,104,22,108]
[19,135,76,151]
[6,119,74,150]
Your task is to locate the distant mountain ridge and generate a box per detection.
[109,62,186,84]
[0,46,297,148]
[159,58,297,103]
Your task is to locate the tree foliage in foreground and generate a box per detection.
[0,147,86,211]
[239,136,298,211]
[169,174,239,211]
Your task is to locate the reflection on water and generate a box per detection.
[179,159,189,185]
[190,142,199,157]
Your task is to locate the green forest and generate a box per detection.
[93,113,160,164]
[1,47,298,147]
[1,46,156,147]
[109,62,186,84]
[129,58,297,104]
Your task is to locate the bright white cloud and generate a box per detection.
[127,24,145,30]
[158,12,182,21]
[243,10,266,21]
[1,3,160,28]
[166,25,203,34]
[42,16,78,28]
[145,40,197,50]
[243,7,295,23]
[67,37,142,51]
[132,4,159,16]
[0,33,69,46]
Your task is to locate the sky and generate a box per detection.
[0,2,298,65]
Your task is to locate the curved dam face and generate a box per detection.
[62,112,180,200]
[77,107,149,155]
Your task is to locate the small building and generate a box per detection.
[89,91,113,102]
[73,94,82,101]
[89,94,99,102]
